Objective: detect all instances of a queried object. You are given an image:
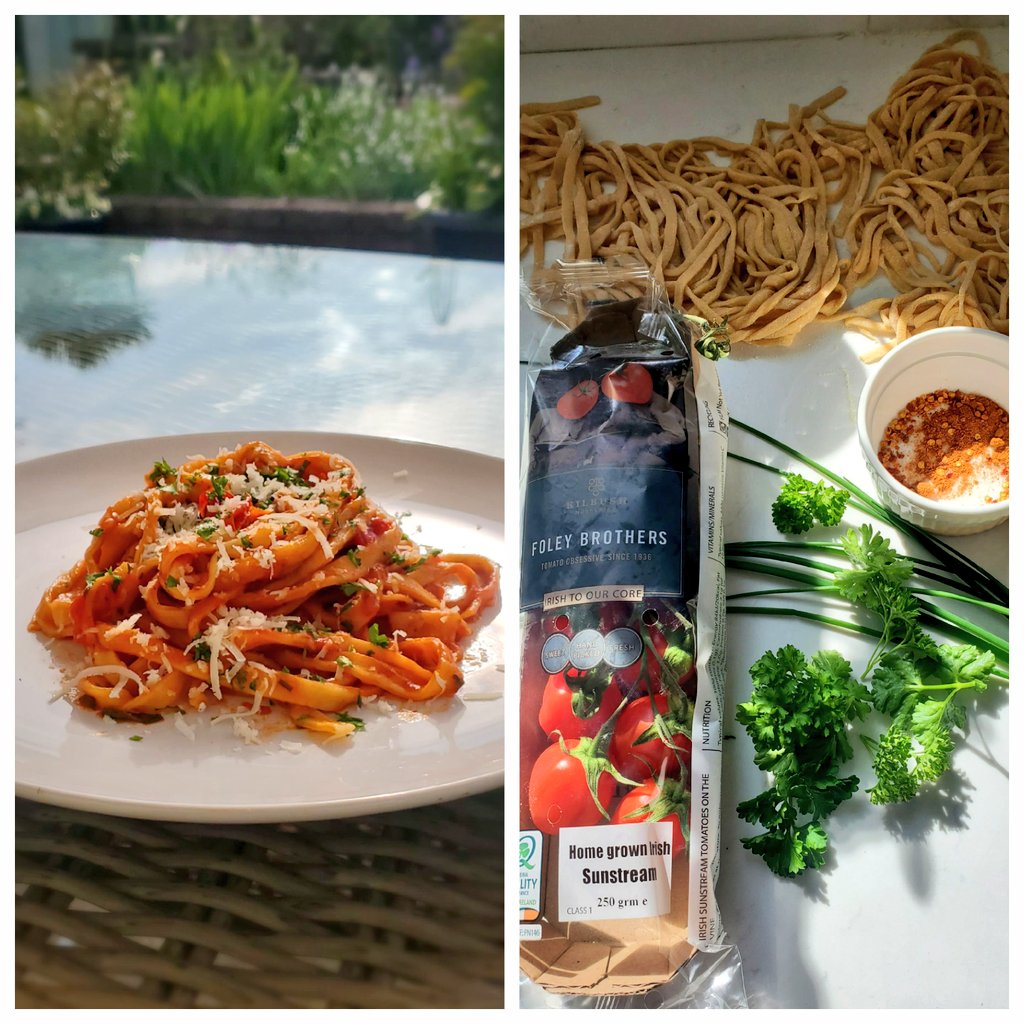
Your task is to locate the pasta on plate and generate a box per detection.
[29,441,499,741]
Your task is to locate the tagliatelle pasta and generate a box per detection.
[520,32,1008,357]
[29,441,499,741]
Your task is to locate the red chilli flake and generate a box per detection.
[877,389,1009,504]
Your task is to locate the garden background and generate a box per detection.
[15,14,503,258]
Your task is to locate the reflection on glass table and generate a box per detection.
[15,233,504,461]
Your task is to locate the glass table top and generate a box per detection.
[15,233,504,461]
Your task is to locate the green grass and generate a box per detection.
[113,59,299,197]
[111,59,500,211]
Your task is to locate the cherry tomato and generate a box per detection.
[194,478,214,516]
[611,778,688,857]
[611,692,692,782]
[224,498,258,532]
[538,668,620,740]
[555,379,600,420]
[528,739,616,835]
[601,362,654,404]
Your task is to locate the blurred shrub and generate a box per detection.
[445,15,502,136]
[113,50,298,196]
[16,15,503,215]
[15,61,129,222]
[274,72,461,201]
[427,15,503,214]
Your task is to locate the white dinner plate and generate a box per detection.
[15,432,505,823]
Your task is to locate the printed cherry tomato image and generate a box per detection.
[614,625,668,695]
[538,668,620,741]
[671,654,697,700]
[611,691,693,782]
[520,622,552,828]
[528,739,616,835]
[611,777,689,857]
[555,379,600,420]
[601,362,654,404]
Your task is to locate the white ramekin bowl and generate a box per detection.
[856,326,1009,536]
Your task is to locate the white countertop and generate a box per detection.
[520,20,1009,1010]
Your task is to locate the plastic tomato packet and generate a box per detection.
[518,259,746,1008]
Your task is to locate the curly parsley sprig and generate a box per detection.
[771,472,849,534]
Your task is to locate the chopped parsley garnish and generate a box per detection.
[336,656,353,669]
[335,712,365,731]
[347,550,362,567]
[166,575,179,588]
[388,552,406,565]
[240,536,254,549]
[402,548,442,573]
[269,465,306,487]
[89,528,104,537]
[190,639,212,662]
[129,735,143,742]
[210,473,230,500]
[148,459,177,487]
[367,623,390,648]
[85,570,121,591]
[340,582,363,597]
[195,520,219,539]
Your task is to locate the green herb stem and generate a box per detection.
[726,540,977,594]
[729,545,1006,661]
[727,600,1008,666]
[729,419,1008,605]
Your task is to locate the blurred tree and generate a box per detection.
[134,15,461,88]
[15,61,129,222]
[445,15,503,136]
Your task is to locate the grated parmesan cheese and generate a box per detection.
[262,512,334,560]
[173,714,197,741]
[105,613,142,638]
[231,715,262,744]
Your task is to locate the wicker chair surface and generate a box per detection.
[15,791,504,1009]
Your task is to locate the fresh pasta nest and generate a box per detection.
[30,441,499,741]
[520,32,1008,359]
